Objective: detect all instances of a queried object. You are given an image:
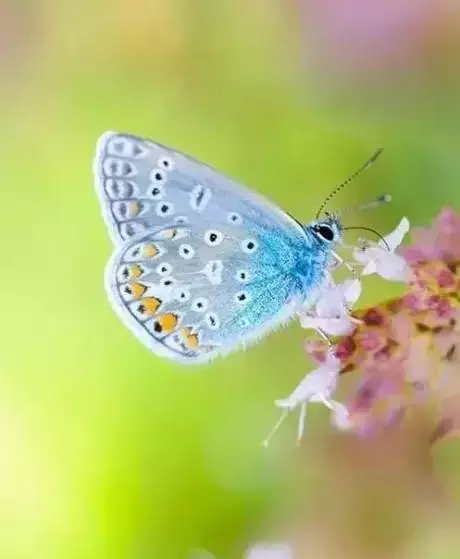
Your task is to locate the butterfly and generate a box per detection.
[94,131,359,365]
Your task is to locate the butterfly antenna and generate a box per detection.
[339,193,392,216]
[343,225,390,250]
[316,148,384,219]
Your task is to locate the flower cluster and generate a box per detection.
[265,209,460,445]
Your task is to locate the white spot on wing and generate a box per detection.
[104,179,136,199]
[157,156,175,171]
[190,184,212,212]
[160,276,176,288]
[103,158,136,177]
[174,215,189,224]
[235,291,250,305]
[150,168,167,186]
[192,298,208,312]
[150,184,165,200]
[204,230,224,247]
[235,270,250,283]
[179,244,195,260]
[228,212,243,225]
[241,238,259,254]
[107,137,148,159]
[156,262,173,276]
[176,289,191,302]
[202,260,223,285]
[205,312,220,330]
[120,221,146,239]
[155,202,175,217]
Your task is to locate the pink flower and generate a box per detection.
[263,351,350,447]
[402,208,460,264]
[304,209,460,441]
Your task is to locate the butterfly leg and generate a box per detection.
[331,250,356,276]
[315,327,334,346]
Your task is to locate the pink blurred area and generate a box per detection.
[0,1,39,78]
[296,0,460,83]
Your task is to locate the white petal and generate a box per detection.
[245,543,293,559]
[298,314,321,329]
[310,279,362,320]
[353,246,374,266]
[343,278,362,306]
[275,355,340,409]
[315,294,345,318]
[361,260,378,276]
[355,246,410,282]
[330,401,352,431]
[380,217,410,251]
[375,252,412,282]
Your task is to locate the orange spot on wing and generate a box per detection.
[130,282,147,299]
[179,327,200,350]
[127,202,142,217]
[156,313,179,334]
[159,228,178,240]
[129,264,144,278]
[186,333,199,350]
[143,244,160,258]
[139,297,162,316]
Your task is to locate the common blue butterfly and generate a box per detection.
[94,132,375,364]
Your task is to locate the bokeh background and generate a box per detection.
[2,1,460,557]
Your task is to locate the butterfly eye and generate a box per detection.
[150,168,167,186]
[315,224,335,243]
[241,239,258,254]
[157,156,174,171]
[192,298,209,312]
[204,230,224,247]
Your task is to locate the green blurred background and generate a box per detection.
[2,1,460,557]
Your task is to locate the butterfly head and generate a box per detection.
[307,214,343,246]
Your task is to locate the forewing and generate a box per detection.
[93,131,304,245]
[105,223,303,364]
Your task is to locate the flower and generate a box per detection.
[245,543,292,559]
[353,217,411,281]
[298,279,362,336]
[263,351,350,446]
[403,208,460,265]
[304,209,460,441]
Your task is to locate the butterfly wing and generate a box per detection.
[96,131,327,363]
[105,220,306,364]
[93,131,305,245]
